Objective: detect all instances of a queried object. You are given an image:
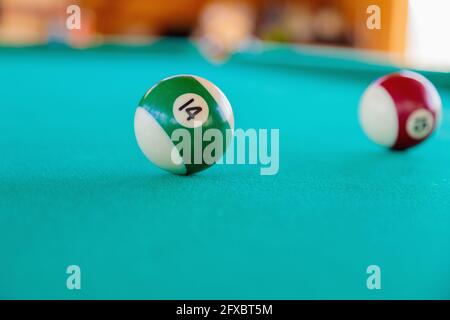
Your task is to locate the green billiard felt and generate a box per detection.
[1,38,449,299]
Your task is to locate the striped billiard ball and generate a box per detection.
[134,75,234,175]
[359,71,442,150]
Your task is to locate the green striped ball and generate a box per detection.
[134,75,234,175]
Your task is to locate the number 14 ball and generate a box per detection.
[359,71,442,150]
[134,75,234,175]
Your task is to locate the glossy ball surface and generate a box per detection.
[359,71,442,150]
[134,75,234,174]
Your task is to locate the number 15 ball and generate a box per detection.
[134,75,234,175]
[359,71,442,150]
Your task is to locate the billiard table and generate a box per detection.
[1,38,449,299]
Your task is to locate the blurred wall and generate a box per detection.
[0,0,409,55]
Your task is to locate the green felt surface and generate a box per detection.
[1,39,450,299]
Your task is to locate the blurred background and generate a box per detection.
[0,0,449,70]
